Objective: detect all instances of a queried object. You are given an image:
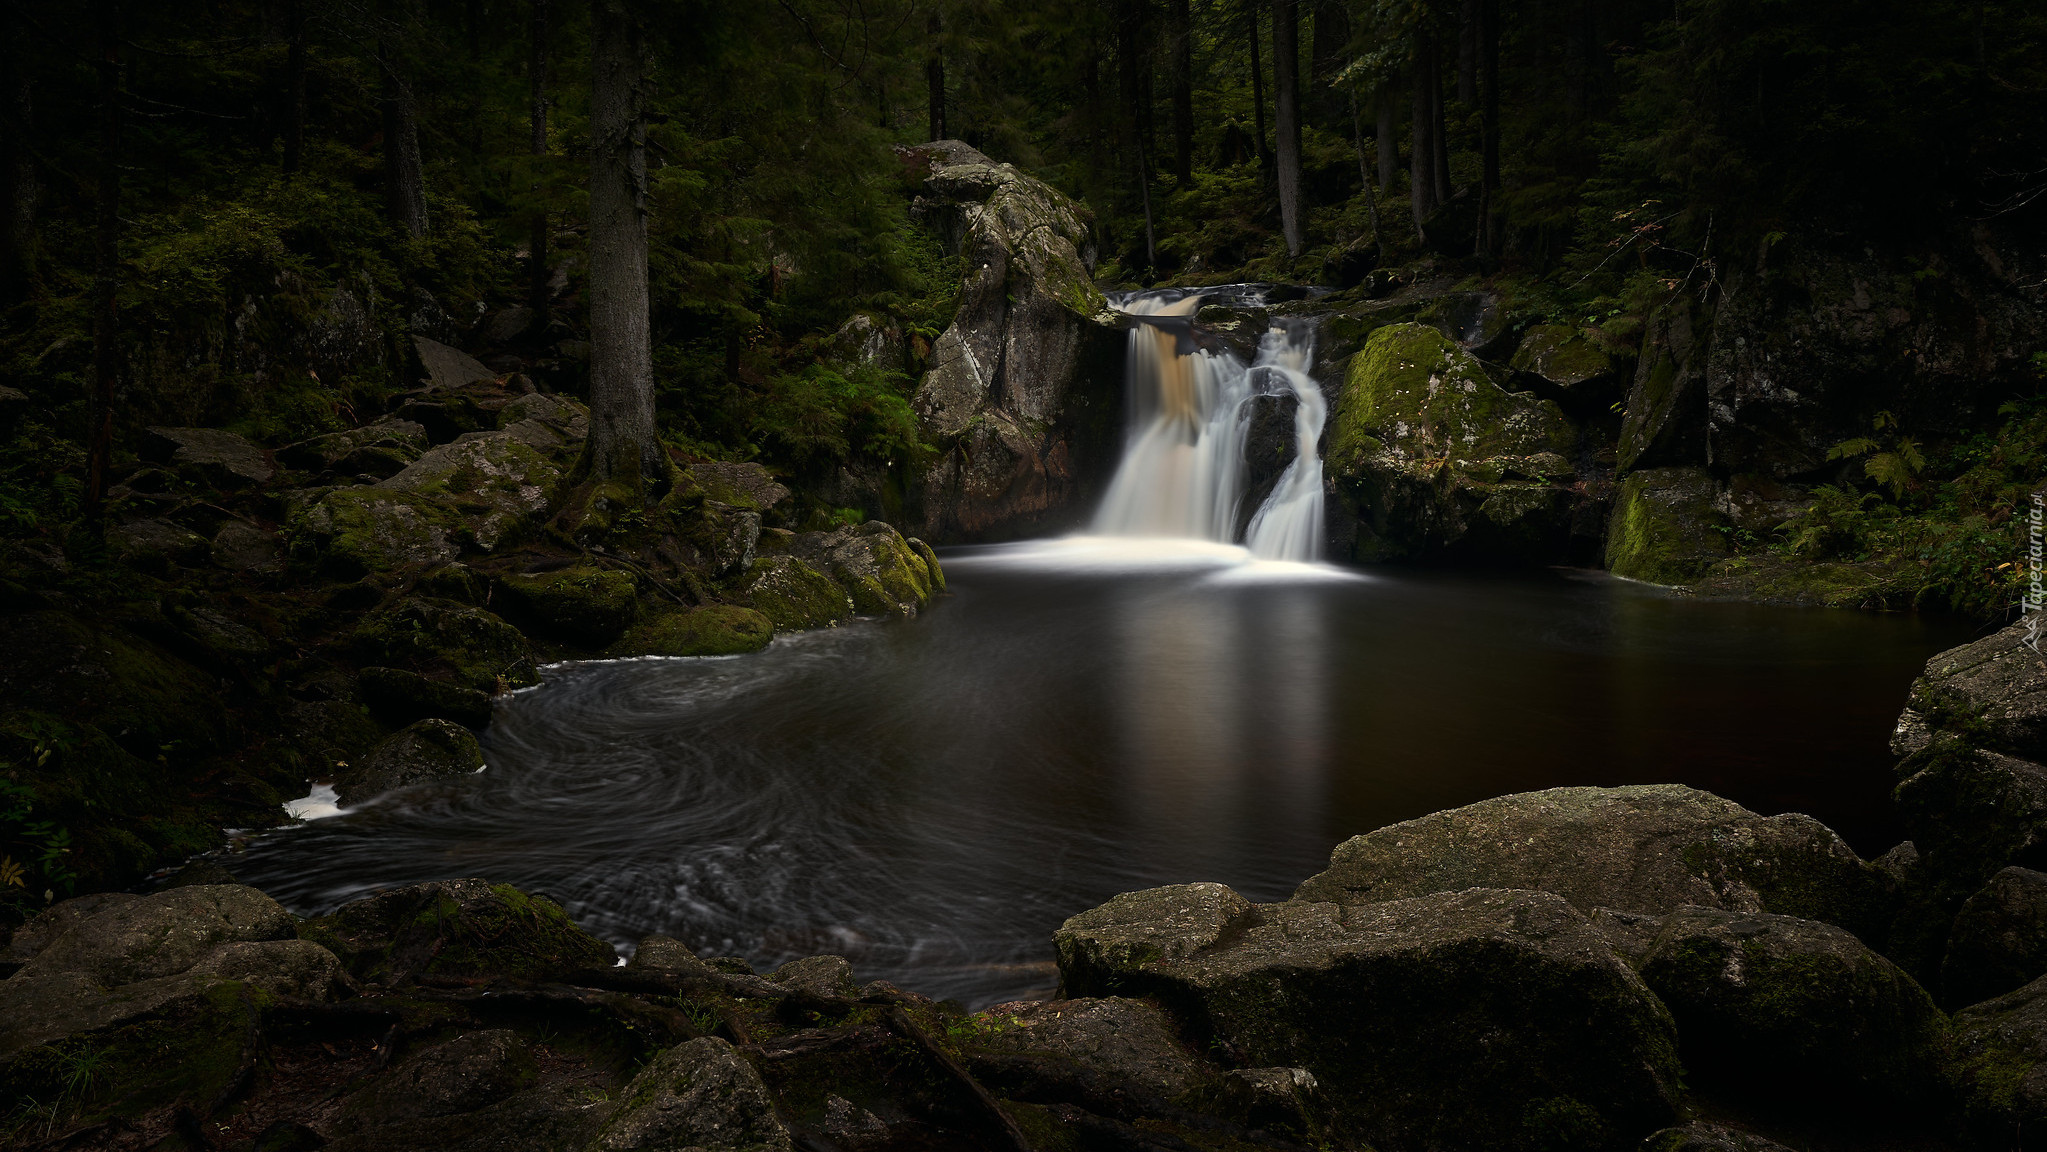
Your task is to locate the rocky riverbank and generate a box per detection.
[1,617,2042,1150]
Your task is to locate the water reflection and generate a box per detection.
[233,553,1973,1007]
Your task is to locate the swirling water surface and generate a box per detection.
[235,543,1977,1007]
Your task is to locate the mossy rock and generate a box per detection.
[1604,467,1730,585]
[792,523,936,616]
[296,487,463,576]
[611,606,774,657]
[357,666,494,728]
[350,597,538,692]
[1511,322,1617,390]
[334,718,485,807]
[298,879,616,987]
[743,556,854,630]
[495,565,638,647]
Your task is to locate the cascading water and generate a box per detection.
[1091,288,1327,562]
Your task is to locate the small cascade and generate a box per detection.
[1091,288,1327,562]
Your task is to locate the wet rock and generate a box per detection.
[627,935,717,977]
[1943,867,2047,1008]
[335,718,485,807]
[1905,620,2047,762]
[1511,322,1619,393]
[298,486,462,575]
[610,605,773,658]
[791,522,938,616]
[380,430,560,550]
[1291,785,1894,944]
[108,518,210,572]
[350,597,537,693]
[212,520,284,574]
[771,955,858,999]
[18,884,296,987]
[1056,885,1681,1150]
[341,1030,539,1126]
[587,1035,794,1151]
[1618,301,1708,473]
[1326,322,1578,563]
[498,564,639,646]
[1639,907,1945,1117]
[0,893,143,965]
[1213,1066,1325,1139]
[1604,467,1731,585]
[1642,1124,1797,1152]
[357,665,495,728]
[1895,741,2047,910]
[1954,972,2047,1144]
[144,425,276,486]
[1428,290,1517,359]
[969,996,1212,1104]
[415,335,496,391]
[742,555,854,630]
[299,878,616,987]
[900,140,1120,541]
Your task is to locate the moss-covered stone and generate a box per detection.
[1604,466,1730,584]
[298,878,616,987]
[350,597,538,692]
[791,523,936,616]
[335,718,485,807]
[1326,322,1579,562]
[357,665,495,727]
[1955,972,2047,1145]
[495,565,639,647]
[610,605,774,657]
[1640,907,1947,1121]
[1511,323,1616,390]
[742,556,854,630]
[297,486,463,576]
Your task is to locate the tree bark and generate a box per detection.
[1430,32,1451,206]
[1478,0,1500,258]
[1457,0,1478,103]
[1168,0,1192,185]
[1350,92,1382,257]
[926,10,944,141]
[529,0,550,324]
[86,0,121,528]
[1376,90,1395,192]
[1272,0,1303,257]
[1409,53,1433,233]
[281,0,307,173]
[1310,0,1348,121]
[0,17,37,297]
[379,26,427,238]
[1246,1,1269,169]
[581,0,663,495]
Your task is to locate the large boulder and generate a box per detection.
[791,522,939,616]
[1944,867,2047,1010]
[1638,907,1947,1119]
[1326,322,1579,563]
[1055,884,1681,1150]
[350,596,538,694]
[357,665,495,728]
[1291,785,1894,945]
[299,879,616,987]
[1897,620,2047,763]
[1953,972,2047,1145]
[610,605,774,657]
[742,555,855,630]
[586,1036,794,1151]
[1617,302,1709,473]
[1511,323,1623,398]
[901,141,1123,541]
[1605,467,1731,585]
[496,565,640,647]
[337,1030,540,1128]
[15,884,295,989]
[967,996,1214,1108]
[143,426,276,487]
[297,430,560,574]
[335,718,485,807]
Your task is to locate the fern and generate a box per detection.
[1828,437,1880,461]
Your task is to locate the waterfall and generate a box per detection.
[1092,290,1326,562]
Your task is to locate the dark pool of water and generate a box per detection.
[234,542,1978,1007]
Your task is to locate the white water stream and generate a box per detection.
[1091,289,1327,561]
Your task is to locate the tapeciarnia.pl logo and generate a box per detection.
[2028,491,2045,654]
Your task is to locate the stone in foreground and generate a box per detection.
[1056,883,1680,1151]
[1944,866,2047,1009]
[1292,784,1893,943]
[300,878,615,986]
[586,1036,794,1151]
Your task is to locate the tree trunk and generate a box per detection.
[580,0,663,497]
[1350,92,1382,257]
[1478,0,1501,258]
[926,11,944,141]
[1272,0,1303,257]
[1430,34,1451,205]
[1246,1,1269,169]
[529,0,550,324]
[281,0,306,173]
[1168,0,1192,185]
[1458,0,1478,103]
[86,0,120,528]
[1311,0,1349,121]
[1409,54,1433,233]
[1376,90,1395,192]
[1116,0,1149,252]
[379,29,427,238]
[0,18,37,297]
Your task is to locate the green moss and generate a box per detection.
[496,565,639,647]
[1511,323,1613,387]
[1604,468,1730,585]
[298,487,464,577]
[1617,354,1678,473]
[743,557,853,630]
[1330,323,1574,475]
[349,597,538,692]
[299,881,616,986]
[611,605,775,657]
